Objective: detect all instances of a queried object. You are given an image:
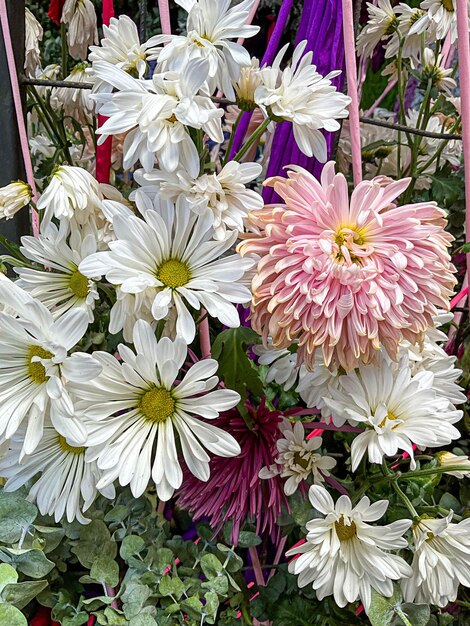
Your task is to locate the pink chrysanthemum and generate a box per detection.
[176,400,288,544]
[238,163,456,370]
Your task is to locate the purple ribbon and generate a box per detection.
[263,0,346,203]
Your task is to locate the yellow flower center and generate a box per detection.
[139,387,175,423]
[378,411,398,428]
[335,516,357,541]
[333,227,366,264]
[69,270,89,299]
[58,435,85,455]
[441,0,454,12]
[26,345,54,384]
[156,259,191,289]
[293,451,310,470]
[166,113,178,123]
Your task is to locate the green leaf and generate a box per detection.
[2,580,48,610]
[90,556,120,588]
[203,591,219,624]
[0,492,37,543]
[33,525,65,553]
[129,616,157,626]
[396,603,431,626]
[200,554,223,579]
[120,536,145,561]
[237,531,261,548]
[151,548,174,573]
[72,520,117,568]
[104,505,129,523]
[273,595,317,626]
[202,574,229,595]
[102,607,128,625]
[180,595,203,619]
[0,603,27,626]
[0,548,55,578]
[211,327,263,403]
[122,584,152,619]
[158,575,185,599]
[0,563,18,594]
[369,586,403,626]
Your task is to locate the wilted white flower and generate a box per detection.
[417,0,459,43]
[437,451,470,478]
[140,159,263,239]
[51,64,95,122]
[37,165,103,227]
[61,0,98,60]
[357,0,398,58]
[259,421,336,495]
[287,485,412,611]
[253,341,299,391]
[385,4,429,60]
[24,8,43,77]
[403,513,470,606]
[234,58,263,111]
[421,47,457,95]
[0,181,32,220]
[255,41,350,162]
[155,0,259,99]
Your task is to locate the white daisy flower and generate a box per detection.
[0,279,101,453]
[0,181,32,220]
[61,0,98,60]
[385,5,429,61]
[24,8,43,78]
[437,451,470,478]
[421,47,457,95]
[259,421,336,495]
[15,222,99,322]
[79,197,254,343]
[324,354,462,471]
[0,422,115,524]
[70,320,241,501]
[93,59,223,174]
[140,159,263,239]
[253,341,299,391]
[356,0,398,58]
[89,15,158,80]
[37,165,103,228]
[286,485,412,612]
[403,513,470,607]
[51,64,96,123]
[154,0,259,99]
[254,41,351,162]
[418,0,459,42]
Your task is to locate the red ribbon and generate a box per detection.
[95,1,115,184]
[48,0,65,25]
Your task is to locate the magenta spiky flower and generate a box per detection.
[176,399,288,544]
[239,162,456,371]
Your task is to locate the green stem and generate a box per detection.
[382,461,419,518]
[233,117,270,162]
[223,109,243,166]
[398,465,468,479]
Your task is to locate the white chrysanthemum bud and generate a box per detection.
[437,451,470,478]
[61,0,98,60]
[0,181,32,220]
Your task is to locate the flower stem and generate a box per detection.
[382,461,419,518]
[223,109,243,166]
[233,117,270,162]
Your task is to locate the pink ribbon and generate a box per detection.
[0,0,40,236]
[341,0,362,185]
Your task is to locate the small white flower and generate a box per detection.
[24,8,43,78]
[37,165,103,227]
[0,278,101,453]
[437,451,470,478]
[51,64,95,123]
[89,15,158,79]
[418,0,458,43]
[79,194,254,343]
[140,159,263,239]
[403,513,470,607]
[385,5,429,61]
[0,422,114,524]
[70,320,241,500]
[255,41,350,162]
[154,0,259,99]
[93,60,224,173]
[324,353,462,470]
[421,47,457,95]
[16,222,99,322]
[233,58,263,111]
[357,0,398,58]
[259,421,336,495]
[61,0,98,60]
[0,181,32,220]
[286,485,412,612]
[253,341,299,391]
